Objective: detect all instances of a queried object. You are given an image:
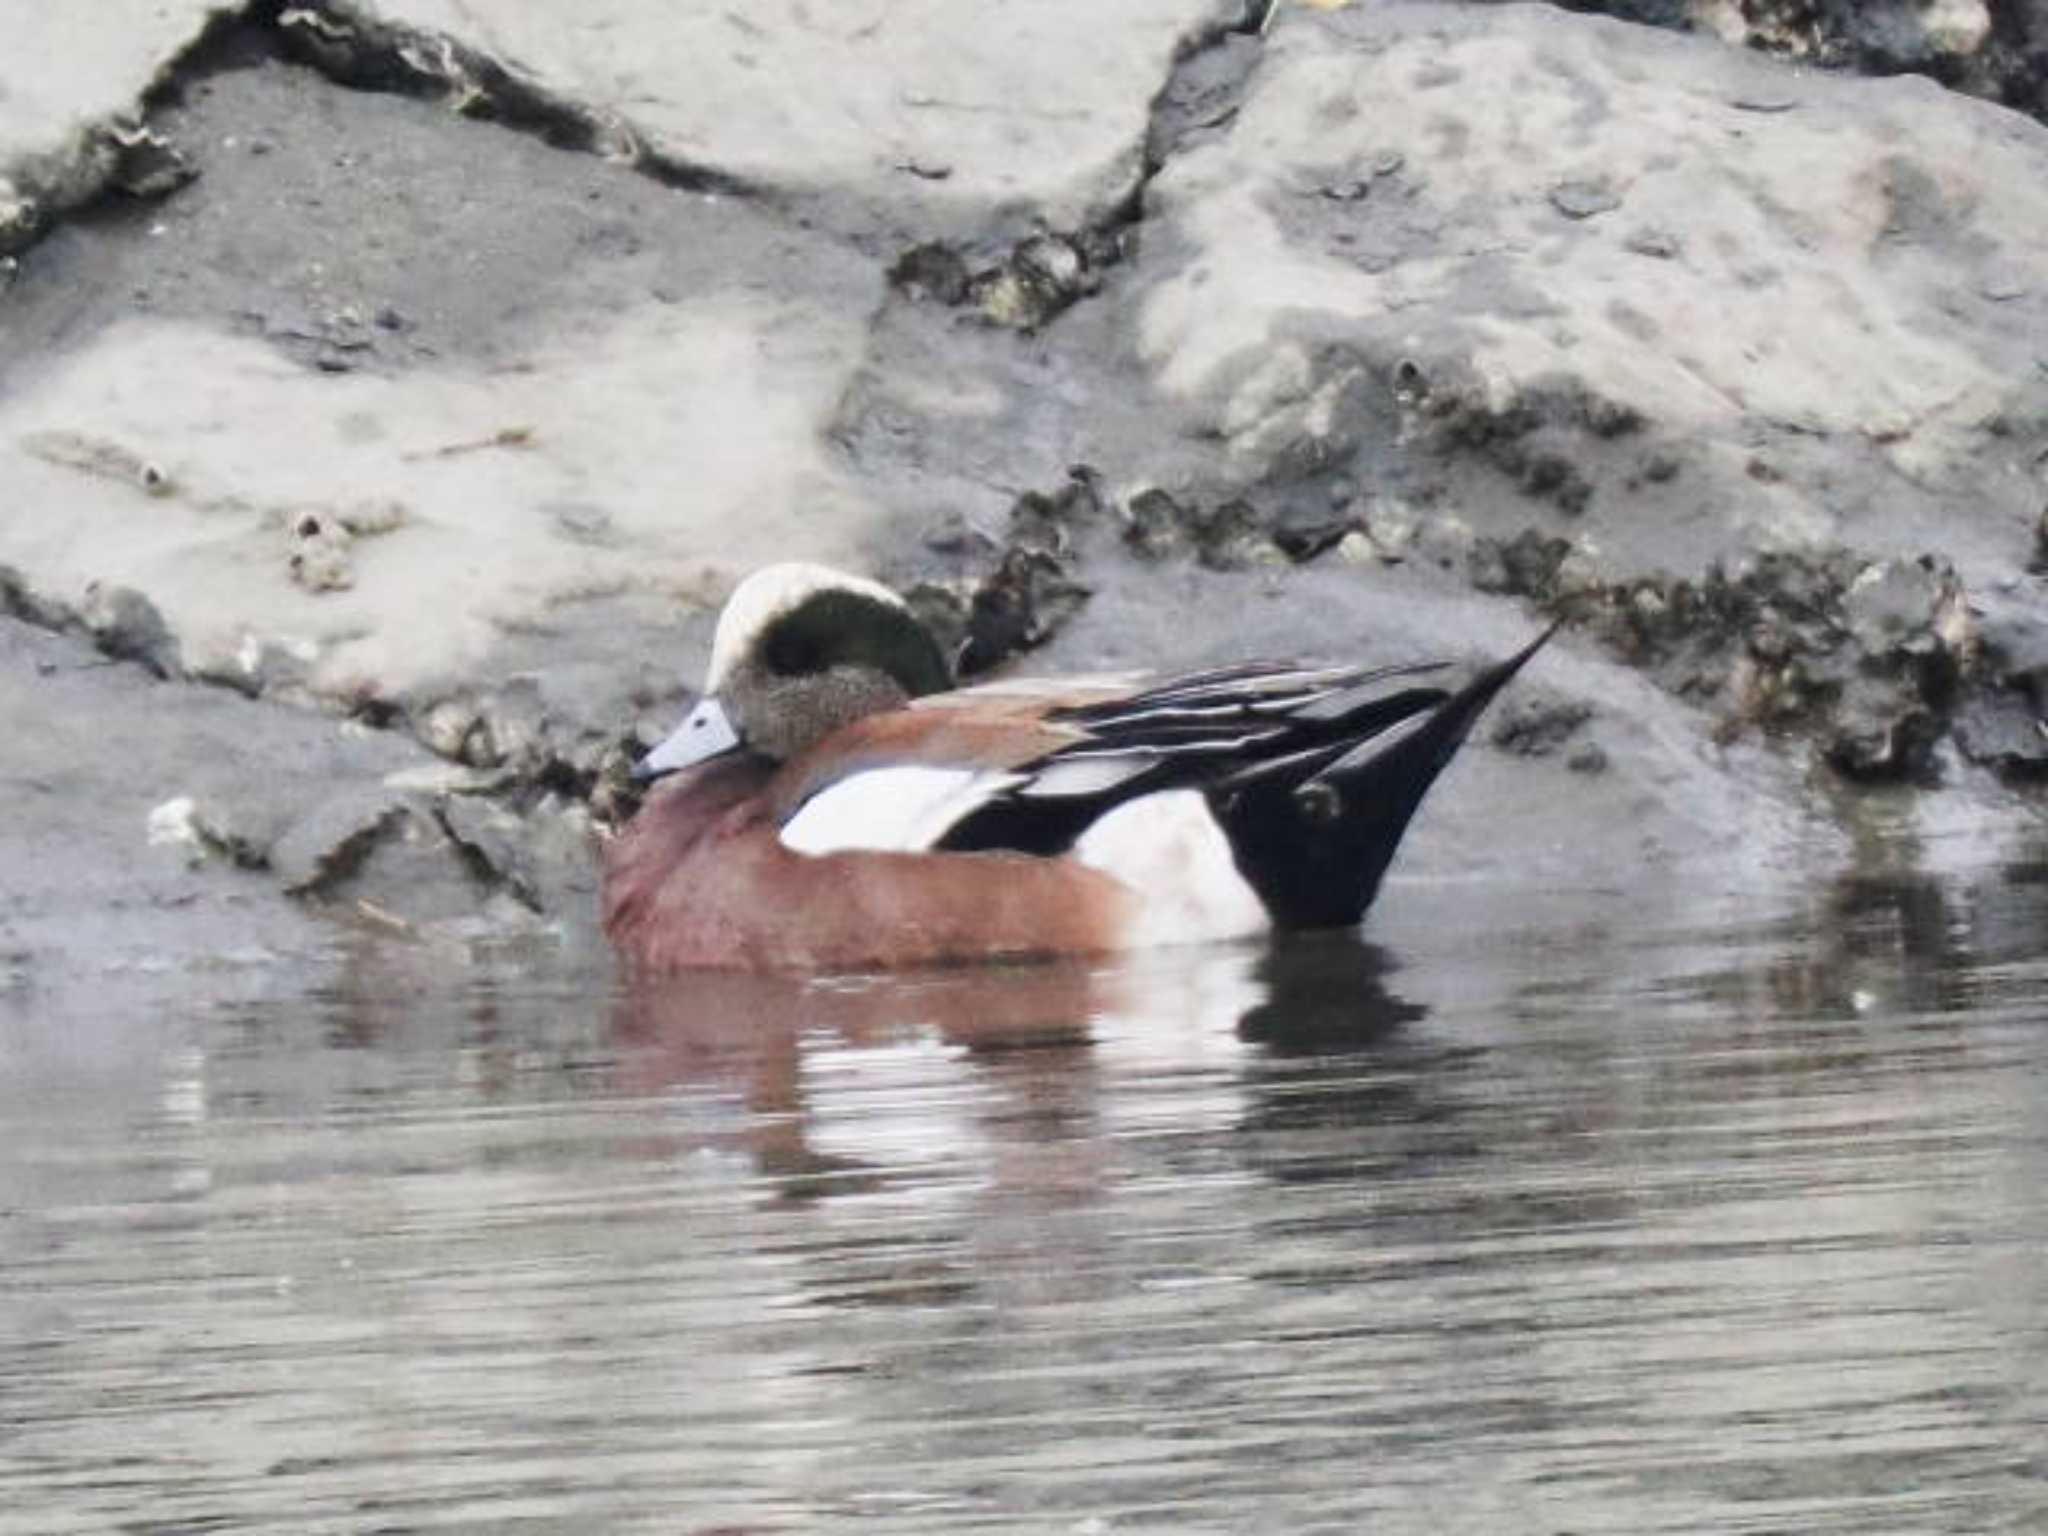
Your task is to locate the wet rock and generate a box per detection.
[906,556,1090,681]
[1841,556,1972,664]
[1827,678,1945,783]
[103,122,197,200]
[1150,27,1266,166]
[1138,0,2048,598]
[1552,543,1610,601]
[956,549,1093,677]
[1576,548,1979,781]
[516,794,606,911]
[81,583,180,677]
[1834,562,1975,785]
[0,182,34,254]
[1008,465,1107,557]
[1361,500,1418,562]
[435,795,541,912]
[182,630,320,701]
[1566,741,1611,774]
[146,793,265,870]
[1973,590,2048,694]
[1441,391,1597,518]
[343,810,521,927]
[887,233,1107,330]
[1334,530,1379,565]
[0,2,237,255]
[1596,550,1856,671]
[281,0,1221,236]
[1491,695,1595,757]
[270,787,410,896]
[1684,0,2033,119]
[906,470,1105,676]
[1471,529,1574,601]
[1952,588,2048,779]
[0,564,76,631]
[482,677,556,779]
[1191,497,1275,571]
[1522,449,1594,513]
[1396,366,1610,512]
[586,738,651,829]
[979,234,1098,330]
[920,510,1001,560]
[1415,515,1477,573]
[273,0,628,171]
[382,761,515,797]
[417,696,502,768]
[1121,487,1193,561]
[1105,482,1281,569]
[1950,691,2048,779]
[888,242,973,306]
[2,609,435,989]
[1270,497,1356,563]
[268,784,534,928]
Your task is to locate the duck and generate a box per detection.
[603,562,1553,972]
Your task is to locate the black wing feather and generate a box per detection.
[934,660,1458,856]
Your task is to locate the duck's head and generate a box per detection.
[634,563,952,782]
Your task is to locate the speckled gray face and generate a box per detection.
[634,696,740,783]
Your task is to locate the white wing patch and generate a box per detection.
[780,765,1274,951]
[778,765,1021,854]
[1074,790,1269,948]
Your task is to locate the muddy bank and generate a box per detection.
[2,0,2044,974]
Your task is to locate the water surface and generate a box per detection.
[5,863,2047,1533]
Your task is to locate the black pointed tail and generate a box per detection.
[1207,623,1558,931]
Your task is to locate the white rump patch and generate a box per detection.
[779,765,1019,854]
[1074,790,1269,948]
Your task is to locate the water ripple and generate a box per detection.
[4,878,2047,1533]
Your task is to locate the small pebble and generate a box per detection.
[1550,179,1621,220]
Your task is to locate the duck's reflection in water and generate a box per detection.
[608,933,1429,1197]
[1238,933,1427,1053]
[609,958,1110,1196]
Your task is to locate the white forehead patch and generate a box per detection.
[703,562,908,692]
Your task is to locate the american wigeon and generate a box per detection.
[603,563,1552,972]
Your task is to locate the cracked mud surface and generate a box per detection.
[3,0,2045,995]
